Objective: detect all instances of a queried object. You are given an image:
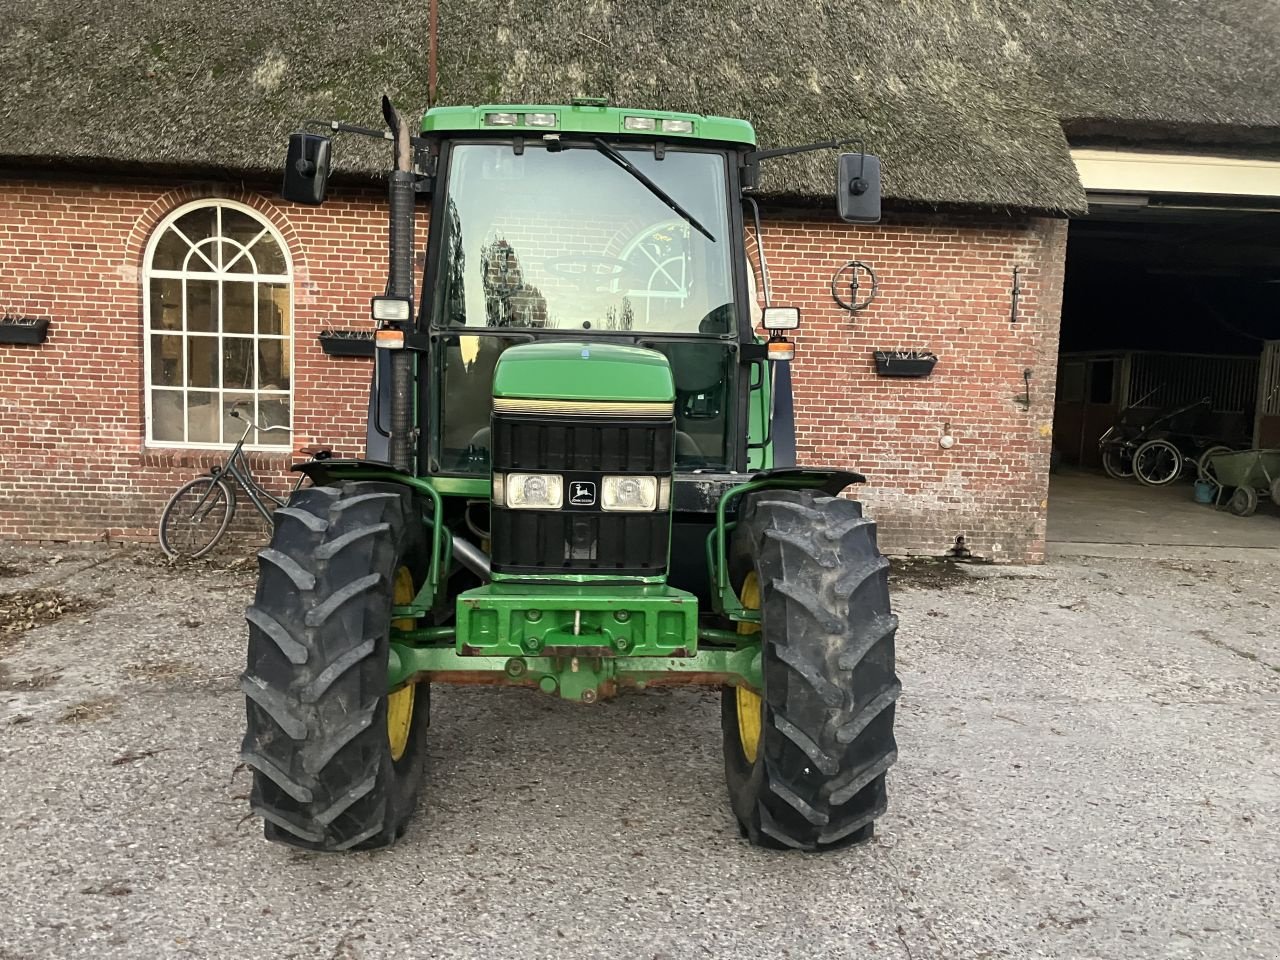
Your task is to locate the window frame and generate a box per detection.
[426,139,738,337]
[142,199,295,450]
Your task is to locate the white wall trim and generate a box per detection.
[142,198,295,450]
[1071,149,1280,199]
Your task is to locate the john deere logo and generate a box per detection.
[569,481,596,506]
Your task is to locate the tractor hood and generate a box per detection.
[491,341,675,405]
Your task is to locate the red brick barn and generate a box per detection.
[2,1,1276,562]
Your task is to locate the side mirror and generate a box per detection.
[836,153,882,223]
[282,132,332,205]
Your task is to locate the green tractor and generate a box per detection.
[241,98,899,852]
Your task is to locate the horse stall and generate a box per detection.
[1053,350,1258,469]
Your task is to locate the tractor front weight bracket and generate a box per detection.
[388,643,763,703]
[453,583,699,658]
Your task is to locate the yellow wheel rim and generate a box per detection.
[735,572,763,764]
[387,566,416,762]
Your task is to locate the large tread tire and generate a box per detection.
[240,481,430,852]
[722,490,899,851]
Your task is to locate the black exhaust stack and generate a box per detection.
[383,96,416,473]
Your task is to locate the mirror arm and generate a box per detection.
[742,136,866,188]
[305,118,391,141]
[303,118,433,151]
[745,136,864,164]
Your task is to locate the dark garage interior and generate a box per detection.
[1049,201,1280,551]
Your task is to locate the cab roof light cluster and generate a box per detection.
[623,116,694,134]
[484,111,559,128]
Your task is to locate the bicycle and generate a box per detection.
[1098,393,1214,484]
[158,404,323,559]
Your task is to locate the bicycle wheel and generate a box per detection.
[159,476,236,559]
[1101,446,1134,480]
[1133,439,1183,487]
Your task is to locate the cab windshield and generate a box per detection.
[431,143,735,334]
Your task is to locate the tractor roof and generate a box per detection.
[421,103,756,147]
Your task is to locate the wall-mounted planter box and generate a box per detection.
[0,318,50,345]
[873,350,937,378]
[318,331,375,357]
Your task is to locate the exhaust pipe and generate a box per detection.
[451,534,492,581]
[383,96,416,474]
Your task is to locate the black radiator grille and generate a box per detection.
[490,414,673,575]
[491,511,670,574]
[491,416,672,473]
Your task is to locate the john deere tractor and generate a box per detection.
[241,97,899,852]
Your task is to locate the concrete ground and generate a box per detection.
[1,543,1277,960]
[1048,469,1280,560]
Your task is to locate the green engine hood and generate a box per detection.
[492,341,675,403]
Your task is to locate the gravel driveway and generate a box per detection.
[1,544,1277,960]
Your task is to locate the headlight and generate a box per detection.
[504,473,563,509]
[371,295,412,322]
[601,475,659,512]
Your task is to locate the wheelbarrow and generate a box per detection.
[1207,449,1280,516]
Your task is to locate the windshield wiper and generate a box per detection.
[589,137,717,243]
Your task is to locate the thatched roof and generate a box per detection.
[2,2,1279,213]
[1030,0,1280,141]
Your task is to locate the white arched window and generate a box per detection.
[144,200,292,447]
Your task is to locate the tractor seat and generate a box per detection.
[676,431,703,459]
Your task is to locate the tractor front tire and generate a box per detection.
[722,490,900,851]
[240,481,430,851]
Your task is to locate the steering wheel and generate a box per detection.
[544,255,633,289]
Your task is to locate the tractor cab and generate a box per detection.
[417,105,765,478]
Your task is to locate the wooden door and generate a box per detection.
[1256,341,1280,448]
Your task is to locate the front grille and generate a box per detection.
[490,413,673,575]
[491,416,672,473]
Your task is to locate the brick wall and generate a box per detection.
[0,173,1065,561]
[0,174,414,543]
[760,212,1067,562]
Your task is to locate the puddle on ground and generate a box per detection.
[888,559,974,590]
